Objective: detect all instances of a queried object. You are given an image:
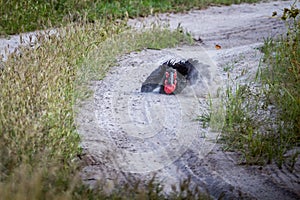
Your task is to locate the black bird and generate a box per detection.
[141,59,199,95]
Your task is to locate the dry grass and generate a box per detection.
[0,18,197,198]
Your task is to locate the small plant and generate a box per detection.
[169,177,211,200]
[197,113,211,129]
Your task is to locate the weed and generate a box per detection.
[169,176,211,200]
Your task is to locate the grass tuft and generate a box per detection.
[219,5,300,167]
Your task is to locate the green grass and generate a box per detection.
[0,0,260,35]
[77,23,193,89]
[0,18,202,198]
[219,5,300,168]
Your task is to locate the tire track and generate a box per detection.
[91,48,219,173]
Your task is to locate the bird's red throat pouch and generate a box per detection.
[164,70,177,94]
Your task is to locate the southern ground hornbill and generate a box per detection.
[141,59,199,95]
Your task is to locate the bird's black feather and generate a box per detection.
[141,59,199,94]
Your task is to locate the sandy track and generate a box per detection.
[75,1,300,199]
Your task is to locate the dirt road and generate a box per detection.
[77,1,300,199]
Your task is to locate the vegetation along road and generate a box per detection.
[0,0,299,199]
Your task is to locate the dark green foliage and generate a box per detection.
[0,0,260,35]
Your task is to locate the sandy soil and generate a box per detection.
[1,1,299,199]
